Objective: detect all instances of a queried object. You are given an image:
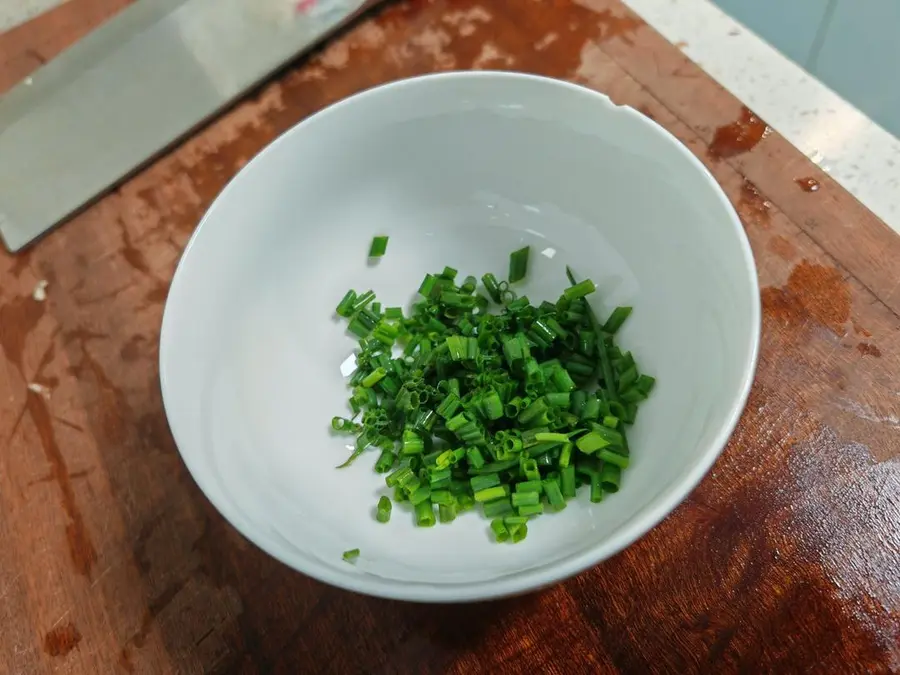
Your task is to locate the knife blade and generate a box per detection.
[0,0,378,252]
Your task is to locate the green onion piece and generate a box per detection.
[516,480,543,494]
[362,368,387,388]
[600,463,622,492]
[551,367,577,393]
[369,236,389,257]
[481,390,504,420]
[466,446,486,469]
[483,497,514,518]
[402,428,425,455]
[636,374,656,395]
[590,472,604,502]
[563,278,596,301]
[508,246,530,284]
[470,473,501,492]
[620,388,647,403]
[474,485,509,502]
[457,493,476,511]
[618,366,638,393]
[384,306,404,320]
[429,468,452,487]
[415,500,436,527]
[509,522,528,543]
[581,397,601,422]
[576,431,611,454]
[336,290,358,317]
[543,479,566,510]
[431,489,454,505]
[603,306,633,334]
[491,518,510,542]
[559,442,573,469]
[598,448,630,469]
[376,496,392,523]
[342,548,360,562]
[517,503,544,517]
[522,458,541,482]
[511,491,540,507]
[409,485,432,505]
[374,450,395,473]
[560,465,576,499]
[438,503,457,523]
[545,391,571,408]
[534,432,569,444]
[386,466,412,488]
[482,273,502,303]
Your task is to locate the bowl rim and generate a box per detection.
[159,70,762,603]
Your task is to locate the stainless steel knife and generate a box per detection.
[0,0,379,252]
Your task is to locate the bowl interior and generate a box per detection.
[160,72,759,601]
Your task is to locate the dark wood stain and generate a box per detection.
[764,260,851,339]
[120,334,146,362]
[593,8,643,45]
[26,391,97,576]
[120,576,189,666]
[0,295,46,375]
[852,319,872,338]
[856,342,881,357]
[786,261,851,335]
[119,218,151,275]
[795,177,820,193]
[767,234,797,261]
[737,180,771,229]
[709,106,769,160]
[43,622,82,657]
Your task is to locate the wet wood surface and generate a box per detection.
[1,0,899,672]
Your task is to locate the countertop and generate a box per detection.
[0,0,898,672]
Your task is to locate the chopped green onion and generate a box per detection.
[475,485,509,503]
[576,431,611,454]
[376,496,392,523]
[543,479,566,510]
[336,290,358,317]
[471,473,502,492]
[600,463,621,492]
[590,472,604,502]
[368,236,389,257]
[508,246,530,284]
[342,548,360,562]
[512,491,540,507]
[516,480,543,494]
[509,522,528,543]
[439,503,457,523]
[415,500,436,527]
[483,497,514,518]
[599,448,630,469]
[560,465,576,499]
[374,449,395,473]
[517,503,544,517]
[332,258,654,543]
[491,518,510,542]
[482,273,502,303]
[603,306,632,334]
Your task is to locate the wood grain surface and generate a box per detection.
[1,0,899,672]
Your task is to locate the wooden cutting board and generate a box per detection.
[0,0,897,672]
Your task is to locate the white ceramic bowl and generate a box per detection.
[160,72,760,602]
